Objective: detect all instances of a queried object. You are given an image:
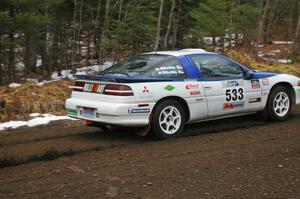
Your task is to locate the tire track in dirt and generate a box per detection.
[0,107,299,168]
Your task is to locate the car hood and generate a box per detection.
[252,71,278,79]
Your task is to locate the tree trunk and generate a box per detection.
[71,0,77,71]
[118,0,123,21]
[94,0,102,62]
[293,2,300,55]
[173,0,182,48]
[164,0,175,48]
[78,0,83,60]
[99,0,110,64]
[257,0,270,44]
[154,0,164,51]
[295,4,300,42]
[24,34,37,78]
[8,5,15,80]
[40,31,49,79]
[0,36,3,85]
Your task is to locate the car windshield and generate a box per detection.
[99,54,186,78]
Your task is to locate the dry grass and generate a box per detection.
[0,80,72,122]
[226,50,300,76]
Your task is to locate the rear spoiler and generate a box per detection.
[74,75,183,83]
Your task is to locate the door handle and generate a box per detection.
[204,86,212,89]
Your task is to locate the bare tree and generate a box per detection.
[154,0,164,51]
[295,3,300,42]
[257,0,270,44]
[71,0,77,71]
[99,0,110,64]
[164,0,175,48]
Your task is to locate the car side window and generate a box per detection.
[190,55,244,79]
[142,58,187,78]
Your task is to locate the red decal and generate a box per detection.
[190,91,201,96]
[224,103,234,109]
[143,86,149,93]
[186,84,199,89]
[92,84,99,92]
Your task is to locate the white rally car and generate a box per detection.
[66,49,300,139]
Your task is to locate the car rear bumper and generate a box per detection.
[65,98,152,126]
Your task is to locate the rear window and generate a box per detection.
[99,54,186,78]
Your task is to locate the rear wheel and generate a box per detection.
[264,86,292,121]
[151,100,186,139]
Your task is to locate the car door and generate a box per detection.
[189,54,262,117]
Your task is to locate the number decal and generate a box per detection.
[225,88,244,101]
[238,88,243,100]
[226,90,231,101]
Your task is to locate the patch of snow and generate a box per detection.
[36,79,60,86]
[29,113,41,118]
[26,78,39,83]
[15,62,25,71]
[0,114,77,131]
[277,59,292,64]
[272,41,294,45]
[9,83,22,88]
[270,50,281,53]
[36,59,42,67]
[75,71,87,75]
[61,70,72,78]
[67,74,75,79]
[258,52,265,57]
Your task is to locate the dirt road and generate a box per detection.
[0,107,299,198]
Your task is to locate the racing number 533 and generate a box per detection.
[226,88,244,101]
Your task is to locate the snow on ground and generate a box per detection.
[272,41,294,45]
[0,114,77,131]
[9,83,22,88]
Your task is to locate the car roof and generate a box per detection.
[144,48,215,57]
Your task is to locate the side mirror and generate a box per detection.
[245,70,255,79]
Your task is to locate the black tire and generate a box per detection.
[151,100,186,139]
[264,86,292,121]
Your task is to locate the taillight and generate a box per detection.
[70,81,85,91]
[103,84,134,96]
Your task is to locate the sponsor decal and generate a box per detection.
[262,79,269,86]
[83,83,103,93]
[223,80,244,88]
[190,91,201,96]
[68,109,77,116]
[140,86,153,98]
[195,98,204,102]
[164,85,175,91]
[142,86,149,93]
[223,102,245,110]
[251,80,260,89]
[249,97,262,103]
[186,83,199,90]
[262,91,269,95]
[130,108,150,114]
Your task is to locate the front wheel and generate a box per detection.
[264,86,292,121]
[151,100,186,139]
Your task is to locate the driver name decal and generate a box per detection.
[223,80,244,88]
